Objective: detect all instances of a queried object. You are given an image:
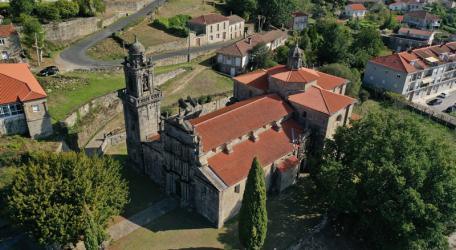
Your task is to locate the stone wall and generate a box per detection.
[153,49,217,66]
[105,0,153,13]
[146,39,188,54]
[44,17,99,42]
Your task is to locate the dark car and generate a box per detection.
[443,105,456,113]
[427,98,443,106]
[437,93,448,99]
[38,66,59,76]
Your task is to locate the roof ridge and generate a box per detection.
[0,72,32,92]
[315,86,331,114]
[193,94,277,126]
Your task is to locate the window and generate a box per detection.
[217,24,219,31]
[216,34,220,39]
[32,105,40,112]
[302,111,307,118]
[235,184,240,193]
[210,35,213,40]
[210,25,213,32]
[336,114,343,122]
[0,103,24,118]
[0,38,5,45]
[397,74,401,78]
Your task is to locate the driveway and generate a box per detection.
[58,0,234,70]
[417,90,456,113]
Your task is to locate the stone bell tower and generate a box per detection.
[119,37,163,169]
[287,43,304,70]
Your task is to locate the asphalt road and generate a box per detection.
[58,0,233,69]
[419,90,456,113]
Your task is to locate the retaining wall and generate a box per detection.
[44,17,99,42]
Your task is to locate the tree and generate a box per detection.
[6,152,128,247]
[274,45,290,65]
[77,0,105,17]
[9,0,35,19]
[319,63,361,97]
[20,14,45,47]
[239,157,268,250]
[226,0,257,20]
[312,111,456,249]
[35,2,61,21]
[316,19,353,65]
[55,0,80,19]
[250,42,276,70]
[352,27,384,57]
[257,0,296,28]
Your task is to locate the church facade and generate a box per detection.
[119,41,356,228]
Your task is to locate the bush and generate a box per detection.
[35,2,61,21]
[55,0,79,19]
[152,14,191,37]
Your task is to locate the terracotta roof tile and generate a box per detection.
[0,24,16,37]
[404,10,440,21]
[347,3,367,11]
[0,63,47,105]
[190,94,293,152]
[233,69,269,90]
[396,15,404,22]
[288,86,355,115]
[217,30,287,57]
[207,119,302,186]
[398,27,434,37]
[188,13,228,25]
[277,155,299,173]
[227,15,244,25]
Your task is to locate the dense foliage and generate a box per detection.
[319,63,361,97]
[226,0,257,20]
[20,14,45,47]
[239,158,268,250]
[153,14,191,37]
[6,152,128,248]
[250,42,276,70]
[312,111,456,249]
[429,2,456,33]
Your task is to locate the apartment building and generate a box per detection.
[389,28,435,52]
[363,42,456,101]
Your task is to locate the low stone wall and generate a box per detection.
[105,0,153,13]
[101,13,128,27]
[44,17,100,42]
[201,96,231,115]
[155,68,186,86]
[146,39,188,54]
[93,131,126,156]
[153,49,216,66]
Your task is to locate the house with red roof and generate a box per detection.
[187,13,245,46]
[364,42,456,101]
[215,29,288,76]
[404,11,441,30]
[0,24,22,62]
[119,40,356,228]
[343,4,368,19]
[388,27,436,52]
[0,63,53,138]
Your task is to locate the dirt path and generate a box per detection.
[169,65,207,95]
[108,197,178,241]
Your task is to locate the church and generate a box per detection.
[119,39,356,228]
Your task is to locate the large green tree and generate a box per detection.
[352,27,384,58]
[226,0,257,20]
[312,111,456,249]
[19,14,45,47]
[77,0,105,17]
[315,19,352,65]
[7,152,128,248]
[9,0,35,19]
[239,157,268,250]
[257,0,296,28]
[250,42,276,70]
[319,63,361,97]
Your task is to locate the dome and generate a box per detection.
[129,36,145,54]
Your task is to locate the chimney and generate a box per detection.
[223,143,233,154]
[272,121,282,131]
[250,131,259,142]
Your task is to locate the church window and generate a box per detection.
[336,114,343,122]
[235,184,240,193]
[142,74,150,92]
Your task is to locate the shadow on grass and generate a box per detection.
[145,208,214,232]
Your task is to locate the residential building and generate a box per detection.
[389,28,436,52]
[363,42,456,101]
[187,13,245,46]
[343,4,367,19]
[403,11,441,30]
[388,0,426,12]
[215,29,288,76]
[0,63,53,138]
[291,12,308,31]
[119,41,356,228]
[0,24,22,62]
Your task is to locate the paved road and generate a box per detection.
[417,89,456,113]
[58,0,233,70]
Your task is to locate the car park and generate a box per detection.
[443,105,456,113]
[38,66,59,77]
[427,98,443,106]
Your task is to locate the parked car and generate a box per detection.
[427,98,443,106]
[38,66,59,76]
[443,105,456,113]
[437,93,448,99]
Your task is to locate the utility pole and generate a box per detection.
[187,34,191,62]
[33,33,42,67]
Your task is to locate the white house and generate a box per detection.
[344,4,367,19]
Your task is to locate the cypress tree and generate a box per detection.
[238,157,268,249]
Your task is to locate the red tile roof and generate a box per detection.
[0,63,47,105]
[188,13,228,25]
[207,119,302,186]
[404,10,440,21]
[292,11,307,17]
[347,3,367,11]
[277,155,299,173]
[217,30,287,57]
[233,70,269,91]
[398,27,434,37]
[227,15,244,25]
[396,15,404,22]
[0,24,16,37]
[190,94,293,152]
[369,42,456,73]
[288,86,355,115]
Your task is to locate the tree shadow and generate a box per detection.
[144,208,215,232]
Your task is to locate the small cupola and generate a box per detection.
[287,44,303,70]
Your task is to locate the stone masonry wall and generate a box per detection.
[44,17,99,42]
[0,115,28,136]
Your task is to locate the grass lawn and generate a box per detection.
[108,177,323,250]
[160,67,233,110]
[42,71,124,122]
[86,38,127,61]
[355,100,456,147]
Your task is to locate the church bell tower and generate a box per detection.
[119,37,163,168]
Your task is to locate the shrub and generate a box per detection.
[55,0,79,19]
[35,2,61,21]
